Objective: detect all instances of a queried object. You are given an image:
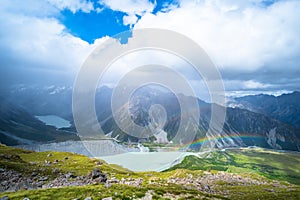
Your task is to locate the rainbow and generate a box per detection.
[172,133,266,151]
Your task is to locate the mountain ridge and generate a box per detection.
[229,91,300,129]
[1,85,300,151]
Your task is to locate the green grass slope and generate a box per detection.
[0,144,131,179]
[168,148,300,185]
[1,145,300,199]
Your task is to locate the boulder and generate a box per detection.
[65,172,76,179]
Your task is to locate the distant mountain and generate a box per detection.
[6,85,73,121]
[229,91,300,129]
[1,85,300,151]
[0,97,78,146]
[225,106,300,150]
[98,87,300,151]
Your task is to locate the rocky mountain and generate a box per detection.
[229,91,300,129]
[0,97,77,146]
[5,85,73,121]
[1,85,300,151]
[98,86,300,151]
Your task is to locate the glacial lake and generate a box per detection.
[16,140,200,171]
[35,115,71,128]
[99,152,199,172]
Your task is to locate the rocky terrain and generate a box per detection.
[0,167,107,193]
[1,165,298,200]
[0,144,300,199]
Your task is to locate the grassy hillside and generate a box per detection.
[0,144,131,179]
[1,145,300,199]
[168,148,300,185]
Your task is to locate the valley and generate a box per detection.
[1,86,300,199]
[1,85,300,152]
[1,1,300,199]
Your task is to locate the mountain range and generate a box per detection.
[0,85,299,151]
[228,91,300,129]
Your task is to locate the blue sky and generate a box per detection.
[59,9,129,43]
[59,0,180,43]
[0,0,299,96]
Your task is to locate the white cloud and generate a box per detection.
[96,7,104,13]
[161,1,179,13]
[47,0,94,13]
[93,36,110,46]
[99,0,156,26]
[243,80,270,89]
[0,14,90,71]
[1,0,299,94]
[0,0,107,86]
[223,78,275,92]
[225,90,292,98]
[134,0,300,72]
[99,0,155,15]
[0,0,59,17]
[123,14,138,27]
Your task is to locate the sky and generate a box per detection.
[0,0,299,97]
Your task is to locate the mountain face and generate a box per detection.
[5,85,73,121]
[1,85,300,151]
[97,86,300,151]
[225,107,300,150]
[0,98,78,146]
[229,91,300,129]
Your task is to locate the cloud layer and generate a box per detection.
[132,0,300,93]
[0,0,103,87]
[0,0,299,96]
